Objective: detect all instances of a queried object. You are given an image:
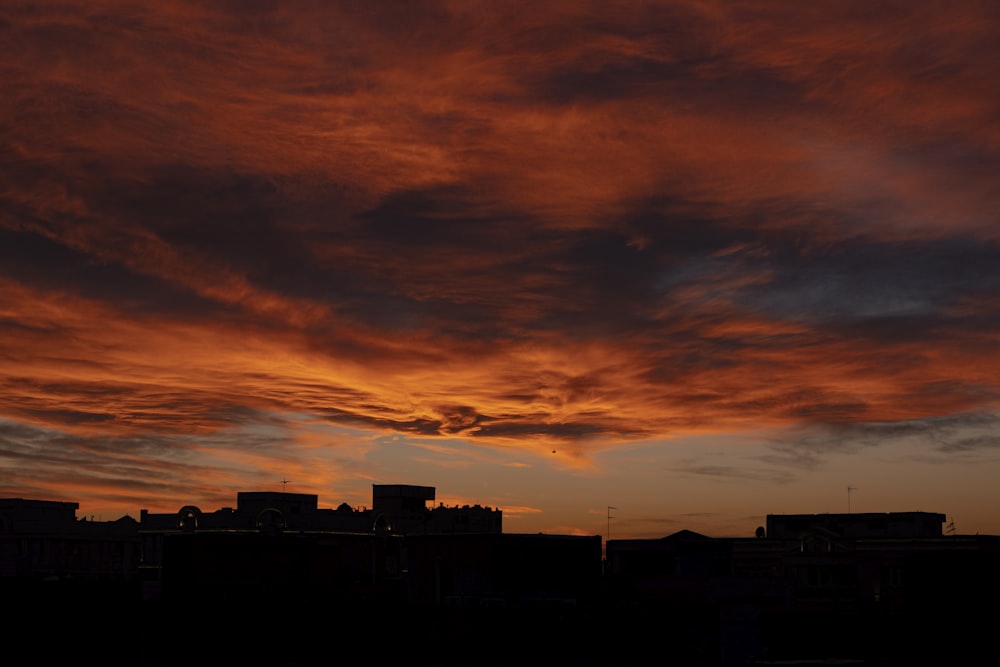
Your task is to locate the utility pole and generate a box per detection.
[847,486,856,513]
[607,506,617,542]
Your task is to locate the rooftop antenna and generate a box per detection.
[607,506,617,542]
[281,478,291,492]
[847,485,856,513]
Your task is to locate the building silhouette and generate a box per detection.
[137,484,501,593]
[0,497,139,580]
[3,493,999,665]
[606,511,1000,664]
[134,485,595,666]
[1,498,142,665]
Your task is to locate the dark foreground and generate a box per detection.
[7,579,990,667]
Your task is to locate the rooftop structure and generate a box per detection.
[0,498,139,580]
[765,511,946,540]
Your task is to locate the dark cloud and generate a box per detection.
[671,463,797,485]
[740,237,1000,327]
[763,412,1000,467]
[0,229,234,319]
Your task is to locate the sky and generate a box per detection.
[2,1,999,539]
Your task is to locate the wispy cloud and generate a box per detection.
[495,505,543,520]
[763,412,1000,467]
[670,463,798,484]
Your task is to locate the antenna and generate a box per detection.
[607,506,617,542]
[847,486,856,513]
[281,478,291,492]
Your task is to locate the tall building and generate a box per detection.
[0,498,139,581]
[606,511,1000,664]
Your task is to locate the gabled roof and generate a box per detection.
[661,529,712,541]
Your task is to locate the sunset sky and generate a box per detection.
[2,1,999,539]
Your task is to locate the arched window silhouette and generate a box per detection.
[256,508,286,534]
[177,506,201,531]
[371,512,393,534]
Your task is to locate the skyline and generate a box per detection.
[2,1,1000,538]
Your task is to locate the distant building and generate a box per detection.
[606,511,1000,665]
[0,498,139,581]
[765,511,947,540]
[7,494,997,665]
[371,484,503,534]
[139,484,500,554]
[140,484,499,538]
[134,486,596,666]
[137,485,502,598]
[1,499,143,666]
